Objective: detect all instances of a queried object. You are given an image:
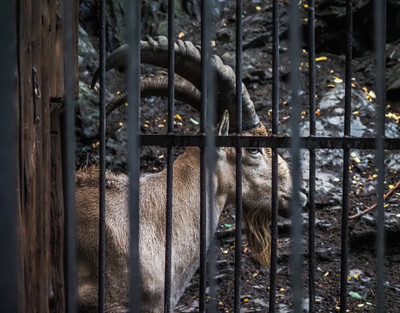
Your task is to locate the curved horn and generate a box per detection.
[92,36,260,130]
[106,73,201,117]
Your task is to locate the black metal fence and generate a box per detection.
[1,0,398,312]
[0,1,18,313]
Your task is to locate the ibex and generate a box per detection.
[76,36,307,312]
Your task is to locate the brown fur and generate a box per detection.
[76,115,307,312]
[240,122,289,266]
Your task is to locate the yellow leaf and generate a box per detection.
[368,90,376,99]
[315,56,328,62]
[178,32,185,38]
[256,6,261,11]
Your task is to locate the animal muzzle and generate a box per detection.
[278,187,308,218]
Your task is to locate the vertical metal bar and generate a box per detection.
[201,0,216,311]
[234,0,243,311]
[98,0,107,311]
[340,1,352,312]
[0,1,17,311]
[288,0,303,311]
[200,0,208,311]
[199,9,207,309]
[63,0,77,312]
[307,0,316,312]
[340,152,350,312]
[343,0,353,139]
[127,0,142,311]
[206,75,217,313]
[200,148,207,313]
[164,0,175,311]
[374,0,386,311]
[268,0,279,311]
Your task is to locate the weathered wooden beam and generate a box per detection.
[17,1,78,312]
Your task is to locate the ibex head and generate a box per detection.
[214,123,300,266]
[91,36,307,269]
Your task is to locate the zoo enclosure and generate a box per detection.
[0,0,398,313]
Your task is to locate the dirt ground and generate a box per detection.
[76,0,400,312]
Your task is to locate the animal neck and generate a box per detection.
[174,147,228,218]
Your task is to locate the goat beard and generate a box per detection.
[243,202,271,267]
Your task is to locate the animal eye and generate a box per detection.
[248,147,261,155]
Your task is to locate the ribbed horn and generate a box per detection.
[106,73,201,117]
[92,36,260,131]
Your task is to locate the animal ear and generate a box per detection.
[217,110,229,136]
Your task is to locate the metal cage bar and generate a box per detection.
[199,0,207,303]
[199,0,209,310]
[98,0,107,311]
[374,0,387,311]
[164,0,175,310]
[139,135,400,149]
[234,0,244,311]
[201,0,217,311]
[126,0,142,312]
[0,1,18,311]
[268,0,280,311]
[63,0,78,312]
[307,0,316,312]
[340,1,353,311]
[288,0,303,311]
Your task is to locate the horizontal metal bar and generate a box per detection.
[140,135,400,150]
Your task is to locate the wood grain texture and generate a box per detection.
[17,1,78,312]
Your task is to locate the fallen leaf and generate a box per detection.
[190,118,199,125]
[315,56,328,62]
[349,291,362,300]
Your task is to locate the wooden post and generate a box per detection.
[17,1,78,312]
